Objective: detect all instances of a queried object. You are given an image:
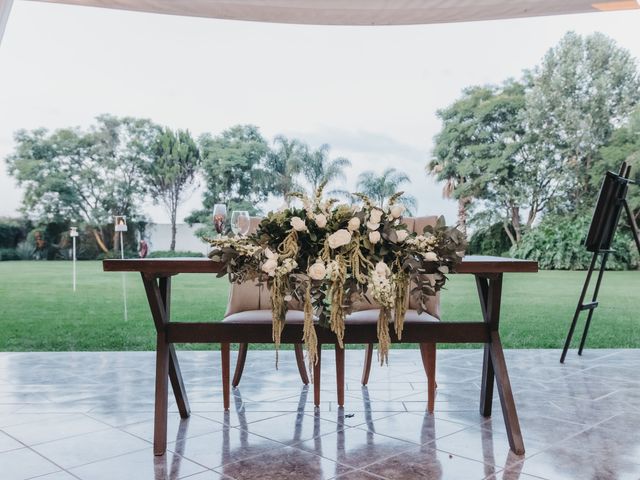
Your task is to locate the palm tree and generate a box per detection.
[265,135,305,201]
[299,144,351,193]
[356,168,417,214]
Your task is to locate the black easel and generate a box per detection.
[560,162,640,363]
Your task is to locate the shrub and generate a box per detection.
[97,250,140,260]
[16,241,34,260]
[0,220,26,248]
[511,212,638,270]
[0,248,20,261]
[148,250,204,258]
[468,223,514,256]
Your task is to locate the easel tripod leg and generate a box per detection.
[578,252,608,355]
[560,253,598,363]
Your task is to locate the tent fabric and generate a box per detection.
[31,0,640,25]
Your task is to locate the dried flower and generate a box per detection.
[347,217,361,232]
[369,231,381,244]
[290,216,307,232]
[328,229,352,249]
[308,260,327,280]
[315,213,327,228]
[390,204,405,218]
[370,208,383,224]
[423,251,438,262]
[396,229,409,242]
[366,221,380,231]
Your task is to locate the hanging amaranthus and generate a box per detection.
[328,255,347,348]
[302,282,318,375]
[377,308,392,365]
[393,271,409,340]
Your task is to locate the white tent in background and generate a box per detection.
[1,0,639,43]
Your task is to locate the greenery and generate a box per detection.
[145,128,200,251]
[468,222,513,256]
[6,115,157,253]
[209,187,465,364]
[0,248,20,261]
[147,250,204,258]
[429,31,640,260]
[1,261,638,351]
[356,168,417,215]
[511,212,639,270]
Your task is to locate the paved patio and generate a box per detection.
[0,348,639,480]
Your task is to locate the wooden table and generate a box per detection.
[103,255,537,456]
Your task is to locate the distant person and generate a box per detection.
[138,239,148,258]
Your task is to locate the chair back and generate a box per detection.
[225,217,271,317]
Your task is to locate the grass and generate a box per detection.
[0,261,638,351]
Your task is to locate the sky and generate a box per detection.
[1,1,640,224]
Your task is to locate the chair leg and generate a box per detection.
[221,343,231,411]
[420,343,437,413]
[361,343,374,386]
[313,346,322,407]
[232,343,249,388]
[294,344,310,385]
[335,345,345,407]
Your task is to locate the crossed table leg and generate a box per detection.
[141,274,191,455]
[476,273,525,455]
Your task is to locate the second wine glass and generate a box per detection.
[231,211,251,236]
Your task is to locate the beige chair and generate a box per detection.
[223,217,309,387]
[223,216,439,412]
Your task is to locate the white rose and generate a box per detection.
[261,258,278,276]
[366,221,380,231]
[375,261,390,277]
[328,229,352,249]
[370,208,383,224]
[347,217,361,232]
[424,251,438,262]
[290,216,307,232]
[396,229,409,242]
[369,231,381,244]
[308,260,327,280]
[314,213,327,228]
[264,248,277,259]
[390,204,405,219]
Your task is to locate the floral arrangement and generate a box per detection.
[208,185,466,369]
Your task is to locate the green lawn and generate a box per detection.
[1,261,638,351]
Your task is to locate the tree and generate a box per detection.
[6,115,156,252]
[356,168,417,214]
[198,125,271,213]
[146,128,200,251]
[265,135,305,201]
[299,144,351,193]
[428,86,493,235]
[597,107,640,220]
[525,31,640,211]
[430,81,560,245]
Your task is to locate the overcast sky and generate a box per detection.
[1,2,639,224]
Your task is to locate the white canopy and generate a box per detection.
[29,0,640,25]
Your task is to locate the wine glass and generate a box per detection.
[213,204,227,236]
[231,211,251,236]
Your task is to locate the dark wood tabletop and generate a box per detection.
[103,255,538,275]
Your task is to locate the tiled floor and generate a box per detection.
[0,349,639,480]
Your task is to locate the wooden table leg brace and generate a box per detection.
[476,274,525,455]
[141,274,191,455]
